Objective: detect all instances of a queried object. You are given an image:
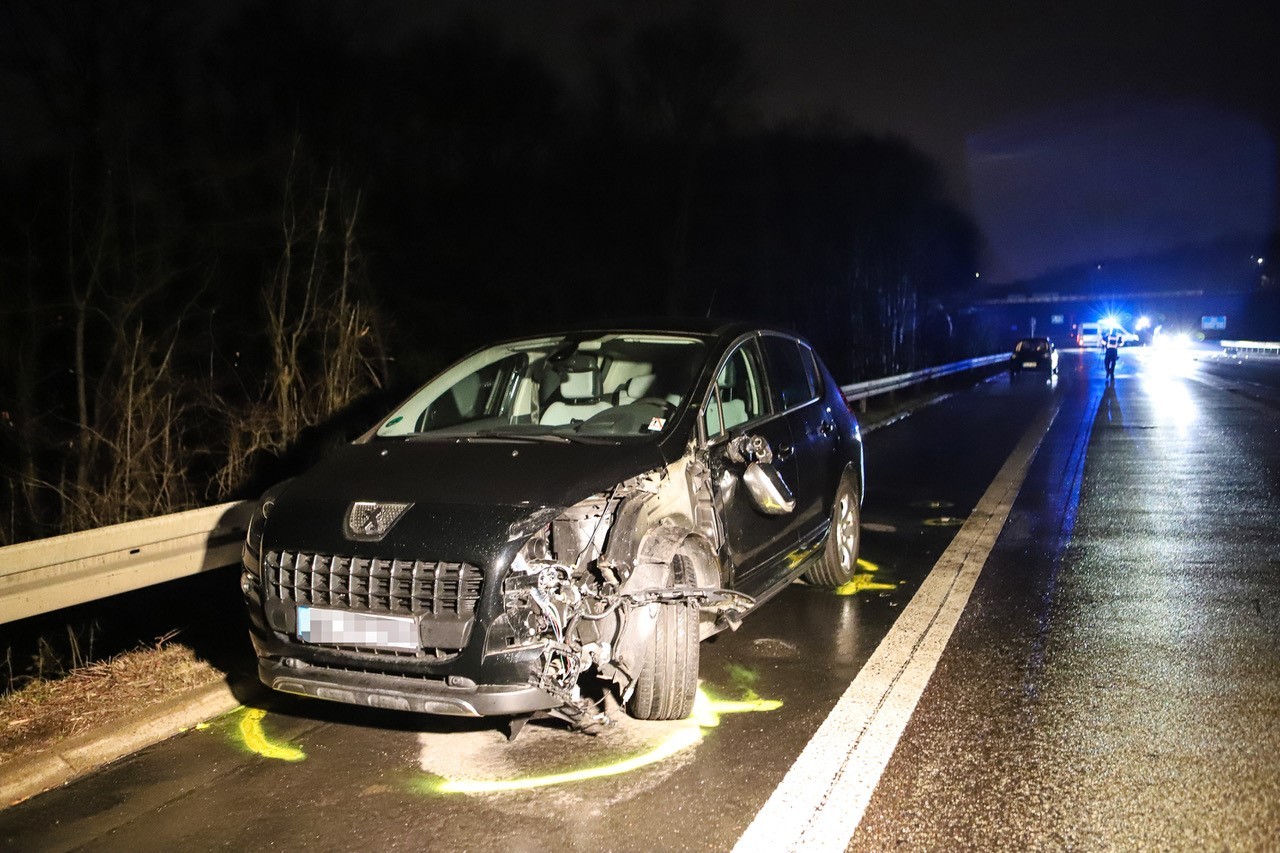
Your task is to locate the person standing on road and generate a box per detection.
[1104,332,1120,380]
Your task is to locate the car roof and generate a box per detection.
[499,319,804,345]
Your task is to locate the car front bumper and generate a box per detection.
[243,561,561,718]
[258,657,560,716]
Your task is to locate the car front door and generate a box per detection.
[701,338,802,595]
[758,334,840,544]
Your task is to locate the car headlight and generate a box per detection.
[243,479,293,578]
[242,500,272,580]
[245,501,271,555]
[506,506,560,542]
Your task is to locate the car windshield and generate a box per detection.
[1015,339,1049,353]
[375,334,707,440]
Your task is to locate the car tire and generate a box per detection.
[805,476,861,588]
[627,553,699,720]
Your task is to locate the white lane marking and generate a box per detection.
[734,394,1064,853]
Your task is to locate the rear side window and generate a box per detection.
[800,345,823,396]
[760,336,815,413]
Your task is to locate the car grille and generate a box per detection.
[266,551,482,617]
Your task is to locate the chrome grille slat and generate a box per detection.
[266,551,481,618]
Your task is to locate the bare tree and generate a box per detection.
[211,154,385,498]
[59,323,197,530]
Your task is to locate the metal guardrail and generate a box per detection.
[0,352,1007,625]
[841,353,1008,404]
[0,501,253,624]
[1220,340,1280,356]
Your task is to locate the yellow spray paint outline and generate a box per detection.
[834,558,895,595]
[237,707,306,762]
[434,725,703,794]
[428,685,782,794]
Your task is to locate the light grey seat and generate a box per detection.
[615,374,656,405]
[540,359,610,425]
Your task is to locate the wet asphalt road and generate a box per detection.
[2,348,1277,851]
[857,347,1280,850]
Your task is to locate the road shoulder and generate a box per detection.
[1,678,246,807]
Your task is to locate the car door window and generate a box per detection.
[800,344,822,396]
[704,342,766,438]
[760,335,815,413]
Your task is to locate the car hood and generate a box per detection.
[261,438,670,565]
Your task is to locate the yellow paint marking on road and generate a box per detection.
[431,685,783,794]
[834,574,896,596]
[434,725,703,794]
[238,708,306,762]
[693,686,784,728]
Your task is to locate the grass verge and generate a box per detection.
[0,641,222,767]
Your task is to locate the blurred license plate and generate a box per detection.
[297,606,418,651]
[1022,361,1038,368]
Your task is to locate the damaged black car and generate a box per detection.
[241,322,864,727]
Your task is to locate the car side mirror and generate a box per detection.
[742,460,796,515]
[726,433,774,464]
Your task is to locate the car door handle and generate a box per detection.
[819,420,836,437]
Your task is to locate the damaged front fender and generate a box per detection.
[497,468,747,726]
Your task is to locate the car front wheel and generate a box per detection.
[626,553,699,720]
[805,476,862,588]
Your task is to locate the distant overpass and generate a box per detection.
[963,285,1275,343]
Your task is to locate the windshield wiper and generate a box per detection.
[470,429,626,446]
[465,431,573,444]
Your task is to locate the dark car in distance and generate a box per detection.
[1010,337,1059,376]
[241,322,864,727]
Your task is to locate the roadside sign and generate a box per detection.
[1201,316,1227,330]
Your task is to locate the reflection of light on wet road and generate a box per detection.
[922,516,966,528]
[237,708,306,762]
[426,685,782,795]
[1145,376,1197,433]
[1136,350,1197,434]
[861,522,897,533]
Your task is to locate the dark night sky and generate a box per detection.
[409,0,1280,282]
